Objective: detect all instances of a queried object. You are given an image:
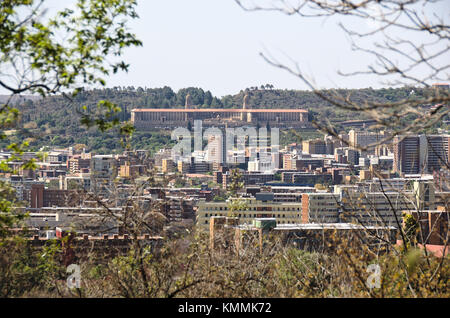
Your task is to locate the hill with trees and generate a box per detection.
[6,85,441,154]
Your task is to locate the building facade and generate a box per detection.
[131,95,309,129]
[196,197,303,228]
[393,135,450,174]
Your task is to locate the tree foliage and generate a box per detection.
[0,0,141,261]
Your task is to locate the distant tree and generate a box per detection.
[204,91,213,106]
[403,212,419,247]
[228,169,244,197]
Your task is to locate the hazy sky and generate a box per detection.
[109,0,371,96]
[4,0,450,97]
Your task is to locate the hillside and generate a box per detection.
[2,86,436,154]
[0,95,41,104]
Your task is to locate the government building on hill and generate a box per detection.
[131,94,309,130]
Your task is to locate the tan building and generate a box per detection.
[348,129,387,155]
[301,193,341,224]
[119,163,146,178]
[359,170,372,181]
[302,139,327,155]
[132,95,308,129]
[132,108,309,129]
[302,180,442,227]
[162,158,175,173]
[196,197,303,229]
[334,180,445,226]
[67,156,90,174]
[283,153,295,170]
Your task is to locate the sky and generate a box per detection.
[109,0,370,96]
[4,0,450,97]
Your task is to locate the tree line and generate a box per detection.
[5,85,444,154]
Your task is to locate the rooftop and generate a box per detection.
[236,222,397,231]
[132,108,308,113]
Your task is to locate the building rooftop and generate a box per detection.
[273,223,397,231]
[132,108,308,113]
[232,222,397,231]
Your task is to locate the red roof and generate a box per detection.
[396,240,448,257]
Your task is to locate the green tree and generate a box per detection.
[0,0,141,273]
[226,169,247,217]
[403,213,419,248]
[228,168,244,196]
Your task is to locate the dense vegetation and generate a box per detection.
[1,227,448,298]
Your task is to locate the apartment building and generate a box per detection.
[334,180,442,226]
[177,158,212,174]
[302,139,327,155]
[67,156,91,174]
[393,134,450,174]
[90,155,116,194]
[348,129,387,156]
[222,171,274,189]
[301,193,341,223]
[196,195,303,228]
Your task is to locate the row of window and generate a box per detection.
[203,213,301,218]
[204,220,299,225]
[203,206,301,211]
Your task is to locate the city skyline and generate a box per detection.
[0,0,448,300]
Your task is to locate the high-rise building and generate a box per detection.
[348,129,386,156]
[425,135,449,172]
[90,155,116,194]
[283,153,295,170]
[393,135,421,174]
[393,135,449,174]
[205,134,225,164]
[334,147,360,165]
[302,139,327,155]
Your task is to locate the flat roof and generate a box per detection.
[234,222,397,231]
[274,223,397,230]
[132,108,308,113]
